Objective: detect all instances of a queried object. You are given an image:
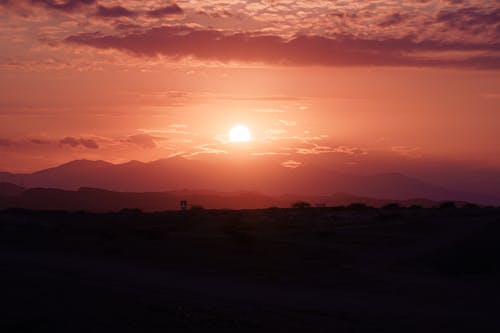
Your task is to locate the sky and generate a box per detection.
[0,0,499,183]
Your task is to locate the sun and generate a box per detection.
[229,125,252,142]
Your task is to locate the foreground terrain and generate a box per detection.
[1,207,499,332]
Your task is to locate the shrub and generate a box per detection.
[439,201,456,209]
[382,203,400,210]
[347,203,369,210]
[190,205,205,211]
[291,201,311,209]
[120,208,142,214]
[463,203,480,209]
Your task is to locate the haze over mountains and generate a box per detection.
[0,157,499,207]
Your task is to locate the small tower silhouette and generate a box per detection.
[180,200,188,210]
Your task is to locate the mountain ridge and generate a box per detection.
[0,157,498,205]
[0,182,444,211]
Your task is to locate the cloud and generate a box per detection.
[66,25,500,69]
[391,145,422,158]
[436,7,500,31]
[296,144,336,155]
[186,143,228,157]
[94,3,183,19]
[0,138,12,146]
[30,138,51,144]
[146,4,183,18]
[95,5,135,18]
[281,160,302,169]
[60,136,99,149]
[295,144,366,156]
[31,0,96,12]
[125,134,165,149]
[195,8,232,19]
[137,127,190,135]
[252,152,290,156]
[332,146,367,155]
[378,13,409,28]
[278,120,297,126]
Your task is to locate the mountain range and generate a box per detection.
[1,157,499,207]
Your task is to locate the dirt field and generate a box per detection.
[1,207,499,332]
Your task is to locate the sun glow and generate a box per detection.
[229,125,252,142]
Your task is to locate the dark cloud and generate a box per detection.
[60,137,98,149]
[30,0,95,12]
[60,137,80,147]
[2,0,182,19]
[94,3,182,20]
[378,13,408,27]
[146,4,183,18]
[125,134,164,149]
[66,25,500,69]
[80,138,98,149]
[436,7,500,31]
[95,5,135,18]
[0,138,12,146]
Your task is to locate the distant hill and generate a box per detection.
[0,183,451,212]
[0,157,498,205]
[0,182,24,197]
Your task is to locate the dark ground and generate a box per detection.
[1,206,499,332]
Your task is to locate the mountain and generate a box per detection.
[0,182,24,197]
[0,157,498,205]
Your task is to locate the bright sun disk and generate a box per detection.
[229,125,252,142]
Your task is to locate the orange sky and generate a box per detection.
[0,0,499,179]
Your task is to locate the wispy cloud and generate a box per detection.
[281,160,302,168]
[125,134,166,149]
[185,143,228,157]
[0,138,12,147]
[60,136,99,149]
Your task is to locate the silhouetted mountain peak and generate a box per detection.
[0,158,498,205]
[59,159,113,168]
[33,159,113,175]
[118,160,146,167]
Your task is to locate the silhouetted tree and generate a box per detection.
[382,203,400,210]
[120,208,142,214]
[439,201,457,209]
[348,203,369,210]
[463,203,480,209]
[291,201,311,209]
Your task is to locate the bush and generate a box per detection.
[120,208,142,214]
[291,201,311,209]
[382,203,400,210]
[190,205,205,211]
[347,203,369,210]
[439,201,456,209]
[463,203,480,209]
